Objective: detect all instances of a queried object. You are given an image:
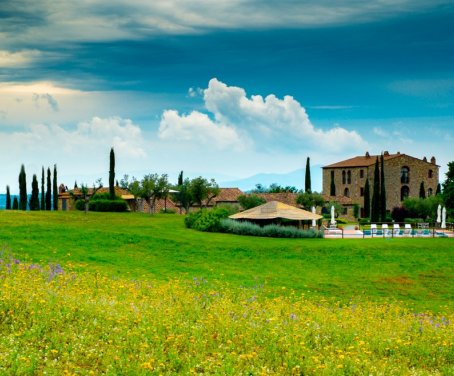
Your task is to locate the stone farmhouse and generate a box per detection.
[322,151,439,217]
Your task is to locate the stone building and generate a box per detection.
[322,151,439,217]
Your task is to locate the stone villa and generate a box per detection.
[322,151,439,217]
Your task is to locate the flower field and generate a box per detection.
[1,255,452,375]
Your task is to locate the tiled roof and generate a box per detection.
[322,194,354,205]
[213,188,244,203]
[256,192,299,207]
[323,152,401,168]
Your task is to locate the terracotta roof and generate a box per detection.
[68,186,132,199]
[256,192,299,207]
[213,188,244,203]
[323,152,401,168]
[322,194,354,205]
[230,201,322,221]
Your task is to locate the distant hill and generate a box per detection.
[219,167,323,193]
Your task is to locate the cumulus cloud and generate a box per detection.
[159,78,365,153]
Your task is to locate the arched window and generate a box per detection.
[344,187,350,197]
[347,170,351,184]
[401,166,410,184]
[342,170,346,184]
[401,186,410,201]
[428,169,433,178]
[428,188,433,196]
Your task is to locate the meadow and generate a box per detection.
[0,211,453,374]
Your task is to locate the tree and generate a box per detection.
[53,164,58,210]
[40,167,45,210]
[436,183,441,196]
[178,171,183,186]
[74,181,78,189]
[330,172,336,196]
[371,157,380,222]
[173,178,193,214]
[305,157,311,193]
[296,191,324,210]
[6,186,11,210]
[29,174,40,211]
[46,168,52,210]
[189,177,220,208]
[363,178,371,218]
[442,161,454,217]
[79,179,103,214]
[18,164,27,211]
[140,173,170,214]
[380,154,386,221]
[109,147,116,200]
[238,194,266,210]
[419,181,426,199]
[12,197,19,210]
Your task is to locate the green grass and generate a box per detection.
[1,210,453,311]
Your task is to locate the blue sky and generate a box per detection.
[1,1,453,193]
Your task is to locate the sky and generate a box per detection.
[1,0,453,193]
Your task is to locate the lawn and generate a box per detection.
[0,210,452,312]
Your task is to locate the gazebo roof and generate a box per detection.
[229,201,322,221]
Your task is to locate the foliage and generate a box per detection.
[46,167,51,211]
[109,147,116,200]
[220,219,323,238]
[324,201,343,219]
[402,195,443,221]
[380,154,386,221]
[391,206,409,223]
[172,178,193,214]
[353,203,360,219]
[189,177,220,208]
[5,186,11,210]
[53,164,58,210]
[136,174,170,214]
[12,197,19,210]
[1,259,452,375]
[296,191,324,210]
[88,199,128,212]
[29,174,40,211]
[160,208,176,214]
[419,181,426,199]
[185,207,230,232]
[40,167,45,210]
[78,179,103,214]
[18,164,27,211]
[237,194,266,210]
[251,183,298,194]
[305,156,311,193]
[359,217,370,226]
[371,157,380,222]
[442,161,454,218]
[363,178,370,218]
[177,170,183,186]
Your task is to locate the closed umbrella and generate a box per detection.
[330,205,336,226]
[441,207,446,229]
[437,204,442,224]
[311,206,316,227]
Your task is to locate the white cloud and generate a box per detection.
[0,50,42,68]
[159,78,366,153]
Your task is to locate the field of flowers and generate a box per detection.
[1,252,452,375]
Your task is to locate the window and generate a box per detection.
[428,169,433,178]
[401,186,410,201]
[347,170,352,184]
[401,166,410,184]
[360,169,364,179]
[342,170,346,184]
[360,187,364,197]
[428,188,433,196]
[344,187,350,197]
[331,170,335,179]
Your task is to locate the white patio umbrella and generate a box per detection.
[311,206,316,227]
[330,205,336,226]
[441,207,446,229]
[437,204,442,224]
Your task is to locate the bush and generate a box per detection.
[237,194,266,210]
[359,218,370,226]
[219,219,323,238]
[90,199,128,212]
[75,199,85,211]
[160,208,176,214]
[184,210,204,228]
[185,207,230,232]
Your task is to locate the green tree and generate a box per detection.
[380,154,386,221]
[40,166,45,210]
[18,164,27,211]
[363,178,371,218]
[140,173,170,214]
[109,147,116,200]
[173,178,193,214]
[29,174,40,211]
[46,167,52,210]
[53,164,58,210]
[371,157,380,222]
[238,194,266,210]
[436,183,441,196]
[79,179,103,214]
[296,191,324,210]
[178,171,183,186]
[6,185,11,210]
[442,161,454,217]
[419,181,426,199]
[305,157,311,193]
[330,172,336,196]
[12,197,19,210]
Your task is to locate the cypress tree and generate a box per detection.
[380,154,386,221]
[419,181,426,199]
[29,174,40,211]
[330,172,336,196]
[41,166,45,210]
[305,157,311,193]
[46,167,52,210]
[371,157,380,222]
[18,164,27,211]
[436,183,441,195]
[178,171,183,186]
[363,178,371,218]
[53,164,58,210]
[12,197,19,210]
[74,181,78,189]
[109,147,115,200]
[6,185,11,210]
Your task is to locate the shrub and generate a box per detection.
[185,207,230,232]
[184,210,204,228]
[90,199,128,212]
[75,199,85,211]
[237,194,266,210]
[359,217,370,226]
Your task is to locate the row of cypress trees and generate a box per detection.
[6,164,58,211]
[370,154,387,222]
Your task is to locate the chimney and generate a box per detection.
[365,151,370,158]
[397,151,400,154]
[431,156,436,165]
[423,156,427,162]
[384,151,389,156]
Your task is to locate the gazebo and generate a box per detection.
[229,201,322,228]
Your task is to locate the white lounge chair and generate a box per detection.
[382,224,390,236]
[393,224,400,236]
[404,223,412,236]
[371,224,377,234]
